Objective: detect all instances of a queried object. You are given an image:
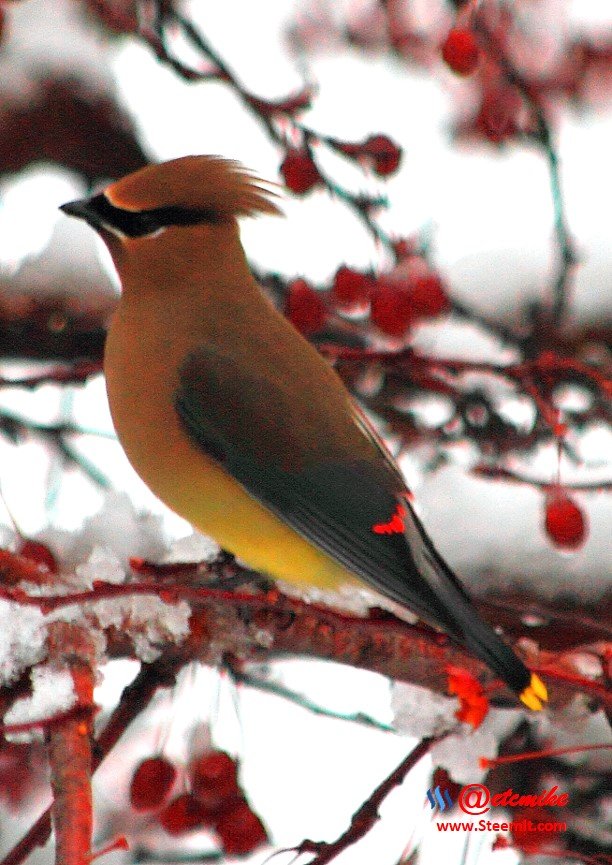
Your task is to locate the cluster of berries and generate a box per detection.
[286,264,450,339]
[281,268,588,554]
[281,133,402,195]
[129,750,268,856]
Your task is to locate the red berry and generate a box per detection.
[190,750,240,809]
[409,273,451,317]
[280,149,322,194]
[362,135,402,176]
[331,267,373,309]
[370,281,415,337]
[544,493,587,550]
[18,540,58,574]
[286,279,327,335]
[442,28,480,76]
[477,87,521,142]
[159,793,216,834]
[216,799,268,856]
[130,757,177,811]
[0,741,45,808]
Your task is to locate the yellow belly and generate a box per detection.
[145,434,356,591]
[104,307,356,592]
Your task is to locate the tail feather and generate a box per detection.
[402,505,547,708]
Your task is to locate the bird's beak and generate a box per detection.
[60,197,107,232]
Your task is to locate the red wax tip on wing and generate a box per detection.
[446,665,489,729]
[372,504,406,534]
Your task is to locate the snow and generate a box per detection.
[391,682,459,738]
[532,697,612,773]
[0,600,47,687]
[89,594,192,663]
[2,0,116,88]
[429,709,524,784]
[63,492,168,572]
[3,665,76,743]
[392,682,525,783]
[75,545,126,588]
[0,3,607,861]
[162,531,220,564]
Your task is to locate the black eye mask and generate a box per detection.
[60,194,224,237]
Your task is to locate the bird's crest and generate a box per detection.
[105,155,282,220]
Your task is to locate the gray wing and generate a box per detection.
[174,344,532,695]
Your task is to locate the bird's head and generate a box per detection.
[60,155,281,271]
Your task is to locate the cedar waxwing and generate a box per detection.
[61,156,547,711]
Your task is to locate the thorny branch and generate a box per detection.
[294,738,435,865]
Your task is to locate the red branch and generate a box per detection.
[0,568,608,708]
[46,622,97,865]
[1,658,183,865]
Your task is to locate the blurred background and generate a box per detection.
[0,0,609,863]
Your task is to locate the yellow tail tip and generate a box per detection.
[519,674,548,711]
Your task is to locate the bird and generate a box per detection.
[61,155,547,711]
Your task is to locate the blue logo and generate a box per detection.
[426,786,454,811]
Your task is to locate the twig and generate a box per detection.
[297,738,435,865]
[226,662,394,733]
[473,15,578,323]
[471,464,612,491]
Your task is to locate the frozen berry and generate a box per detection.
[0,741,45,808]
[286,280,326,335]
[331,267,373,309]
[362,135,402,176]
[442,28,480,76]
[18,540,58,574]
[280,150,322,194]
[159,793,216,834]
[409,273,451,317]
[190,750,240,809]
[216,799,268,856]
[544,493,587,550]
[477,87,521,142]
[370,281,415,337]
[130,757,177,811]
